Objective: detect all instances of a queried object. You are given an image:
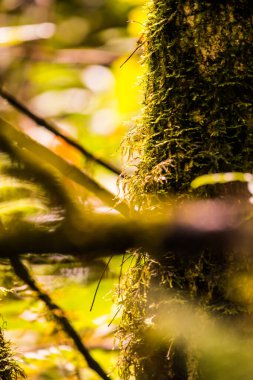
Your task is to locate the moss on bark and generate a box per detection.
[119,1,253,379]
[0,327,25,379]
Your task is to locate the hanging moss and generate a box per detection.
[119,0,253,379]
[0,327,25,379]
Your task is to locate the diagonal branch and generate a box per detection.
[0,87,121,176]
[10,256,112,380]
[0,117,129,217]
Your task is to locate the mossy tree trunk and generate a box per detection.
[119,1,253,379]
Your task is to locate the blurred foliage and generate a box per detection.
[0,0,145,191]
[0,256,126,379]
[0,0,145,379]
[191,172,253,190]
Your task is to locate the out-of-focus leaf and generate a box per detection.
[154,292,253,380]
[191,172,253,189]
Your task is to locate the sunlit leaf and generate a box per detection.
[191,172,253,189]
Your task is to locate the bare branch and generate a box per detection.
[0,87,121,176]
[10,256,112,380]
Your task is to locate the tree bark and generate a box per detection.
[119,1,253,379]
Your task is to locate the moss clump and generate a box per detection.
[0,327,25,379]
[119,0,253,379]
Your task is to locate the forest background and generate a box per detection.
[0,0,145,379]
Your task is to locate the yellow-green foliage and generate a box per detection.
[119,0,253,379]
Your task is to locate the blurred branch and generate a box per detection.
[0,117,129,216]
[0,119,248,261]
[55,48,120,65]
[10,256,111,380]
[0,47,120,65]
[0,87,121,176]
[0,201,246,260]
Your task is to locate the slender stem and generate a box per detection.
[0,87,121,176]
[10,256,112,380]
[108,307,122,327]
[120,40,145,68]
[90,256,113,311]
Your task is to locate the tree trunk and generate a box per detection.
[119,1,253,379]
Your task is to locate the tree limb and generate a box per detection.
[0,117,129,217]
[10,256,112,380]
[0,87,121,176]
[0,202,245,260]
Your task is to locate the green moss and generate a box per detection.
[119,0,253,379]
[0,327,25,379]
[123,0,253,207]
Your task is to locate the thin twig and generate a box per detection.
[120,40,145,68]
[90,256,113,312]
[117,251,126,299]
[0,87,121,176]
[10,256,111,380]
[108,307,122,327]
[107,254,126,327]
[122,253,134,265]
